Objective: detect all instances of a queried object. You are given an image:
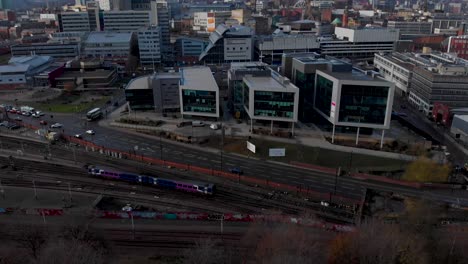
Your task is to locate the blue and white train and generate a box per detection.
[87,166,215,195]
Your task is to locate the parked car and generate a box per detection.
[74,134,82,139]
[50,123,63,128]
[229,167,243,175]
[35,111,44,116]
[192,121,205,127]
[39,120,47,125]
[210,123,220,130]
[31,113,39,118]
[86,130,95,135]
[13,116,22,121]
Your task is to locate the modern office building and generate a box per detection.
[314,68,395,142]
[125,72,181,112]
[256,34,320,65]
[228,62,271,117]
[59,2,101,32]
[281,53,352,121]
[54,69,118,90]
[429,13,465,33]
[11,43,81,58]
[49,32,89,43]
[103,10,155,32]
[175,37,209,58]
[179,67,219,118]
[242,70,299,133]
[0,56,54,89]
[83,32,136,59]
[319,27,399,61]
[387,21,432,38]
[199,24,254,64]
[138,26,162,70]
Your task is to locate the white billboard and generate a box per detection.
[247,141,256,153]
[269,148,286,157]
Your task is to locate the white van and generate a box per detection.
[192,121,205,127]
[210,123,220,130]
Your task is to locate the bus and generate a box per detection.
[86,108,103,121]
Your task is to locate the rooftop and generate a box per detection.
[243,72,299,92]
[180,67,218,91]
[230,61,269,70]
[317,69,391,83]
[85,32,133,44]
[126,76,150,90]
[56,69,115,79]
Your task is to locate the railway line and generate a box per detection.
[0,136,360,222]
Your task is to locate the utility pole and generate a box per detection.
[0,179,4,199]
[33,180,37,199]
[220,124,224,172]
[130,211,135,240]
[68,182,72,202]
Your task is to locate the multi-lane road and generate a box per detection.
[5,108,468,206]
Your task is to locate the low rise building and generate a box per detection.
[179,67,219,118]
[54,69,118,90]
[228,62,271,117]
[447,35,468,60]
[0,56,54,89]
[374,52,414,96]
[11,42,81,58]
[199,24,254,64]
[242,71,299,133]
[314,68,395,142]
[83,32,136,60]
[256,34,320,65]
[450,114,468,145]
[387,21,432,39]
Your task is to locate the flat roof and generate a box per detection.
[56,69,114,79]
[243,74,299,92]
[180,67,218,91]
[454,114,468,123]
[85,32,133,44]
[126,76,150,90]
[317,69,390,83]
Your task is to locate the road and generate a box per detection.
[5,108,468,207]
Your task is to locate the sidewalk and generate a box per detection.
[100,106,416,162]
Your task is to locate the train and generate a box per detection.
[86,166,215,195]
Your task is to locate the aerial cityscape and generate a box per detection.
[0,0,467,263]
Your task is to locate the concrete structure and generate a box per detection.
[54,69,118,90]
[319,27,399,61]
[200,24,254,64]
[175,37,208,58]
[410,53,468,115]
[59,2,101,32]
[374,52,414,96]
[125,72,181,112]
[429,14,465,33]
[314,68,395,144]
[256,35,320,65]
[11,43,81,58]
[387,21,432,38]
[243,70,300,134]
[447,35,468,60]
[138,26,162,70]
[193,11,231,33]
[0,56,54,89]
[83,32,135,59]
[49,32,88,43]
[228,62,271,117]
[179,67,219,118]
[103,10,155,32]
[434,28,459,36]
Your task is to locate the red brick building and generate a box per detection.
[447,35,468,60]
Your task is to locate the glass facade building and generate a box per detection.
[338,85,389,125]
[125,89,154,110]
[315,75,334,117]
[253,91,295,119]
[181,89,217,114]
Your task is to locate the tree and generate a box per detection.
[402,157,450,182]
[37,239,105,264]
[182,239,226,264]
[10,224,47,260]
[328,220,429,264]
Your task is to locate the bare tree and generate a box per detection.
[10,224,47,260]
[37,239,105,264]
[182,238,225,264]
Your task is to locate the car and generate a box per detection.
[74,134,82,139]
[13,116,22,121]
[50,123,63,128]
[21,111,31,116]
[192,121,205,127]
[229,167,243,175]
[31,113,39,118]
[39,120,47,125]
[86,130,95,135]
[0,121,8,127]
[35,111,44,116]
[210,123,220,130]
